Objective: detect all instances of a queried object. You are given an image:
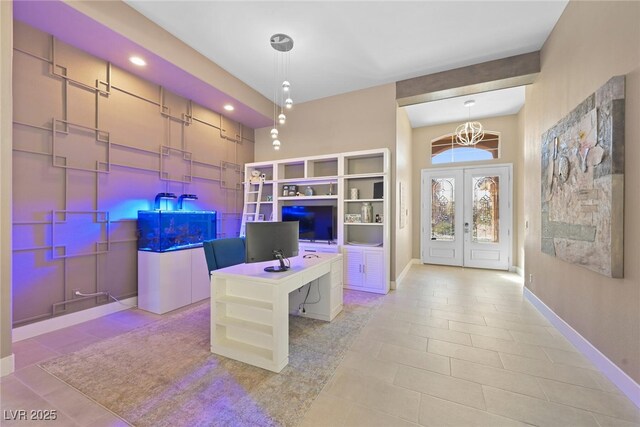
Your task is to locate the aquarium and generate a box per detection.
[137,210,217,252]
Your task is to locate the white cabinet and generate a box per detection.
[138,247,210,314]
[191,248,211,302]
[344,247,364,287]
[363,249,385,291]
[244,148,390,294]
[342,246,386,293]
[299,242,340,254]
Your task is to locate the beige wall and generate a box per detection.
[524,1,639,382]
[12,22,253,327]
[254,84,397,161]
[255,84,403,278]
[516,107,525,273]
[411,114,523,267]
[1,0,13,362]
[395,107,414,278]
[65,1,272,121]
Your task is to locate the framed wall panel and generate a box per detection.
[12,22,254,326]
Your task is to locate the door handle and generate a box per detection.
[464,222,470,233]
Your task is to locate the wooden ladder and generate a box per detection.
[239,180,263,237]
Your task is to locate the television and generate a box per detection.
[281,205,336,242]
[245,221,299,272]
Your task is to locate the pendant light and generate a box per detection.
[455,100,485,146]
[270,33,294,150]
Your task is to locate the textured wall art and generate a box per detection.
[541,76,625,278]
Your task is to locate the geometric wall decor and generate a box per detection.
[160,145,193,183]
[541,75,625,278]
[12,22,255,326]
[52,120,111,173]
[51,210,110,259]
[221,161,242,190]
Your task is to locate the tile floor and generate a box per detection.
[300,265,640,427]
[1,264,638,426]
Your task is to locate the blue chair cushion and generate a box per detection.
[211,237,246,270]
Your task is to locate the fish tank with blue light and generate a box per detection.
[137,211,217,252]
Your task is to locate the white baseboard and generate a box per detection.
[1,354,15,377]
[395,258,421,287]
[524,288,640,408]
[512,266,524,276]
[13,297,137,343]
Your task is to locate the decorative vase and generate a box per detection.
[361,202,373,223]
[350,188,359,200]
[304,186,314,196]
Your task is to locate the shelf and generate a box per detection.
[243,180,275,185]
[278,176,338,184]
[343,173,385,180]
[344,243,384,248]
[217,295,273,310]
[213,335,273,360]
[279,195,338,201]
[216,316,273,336]
[244,148,390,295]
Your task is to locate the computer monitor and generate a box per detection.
[245,221,299,272]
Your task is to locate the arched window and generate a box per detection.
[431,132,500,164]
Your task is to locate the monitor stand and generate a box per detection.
[264,252,290,273]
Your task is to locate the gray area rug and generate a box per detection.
[40,290,383,427]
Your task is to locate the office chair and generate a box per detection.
[203,237,246,277]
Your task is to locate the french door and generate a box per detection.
[421,165,512,270]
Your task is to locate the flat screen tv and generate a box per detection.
[282,205,336,242]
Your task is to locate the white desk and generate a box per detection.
[210,253,343,372]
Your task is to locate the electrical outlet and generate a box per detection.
[72,289,80,298]
[528,274,533,284]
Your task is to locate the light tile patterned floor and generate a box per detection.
[301,264,640,427]
[1,264,638,426]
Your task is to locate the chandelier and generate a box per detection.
[455,100,484,146]
[269,33,294,151]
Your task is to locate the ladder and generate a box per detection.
[239,180,263,237]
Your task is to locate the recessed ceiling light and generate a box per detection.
[129,56,146,66]
[223,104,234,111]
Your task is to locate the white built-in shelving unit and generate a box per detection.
[243,148,390,294]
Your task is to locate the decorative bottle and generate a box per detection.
[304,186,314,196]
[361,202,373,223]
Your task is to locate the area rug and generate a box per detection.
[40,290,384,427]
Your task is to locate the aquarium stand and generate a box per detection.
[137,247,210,314]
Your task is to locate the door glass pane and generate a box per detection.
[472,176,499,243]
[431,178,455,241]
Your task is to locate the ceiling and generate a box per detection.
[126,1,567,124]
[405,86,526,128]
